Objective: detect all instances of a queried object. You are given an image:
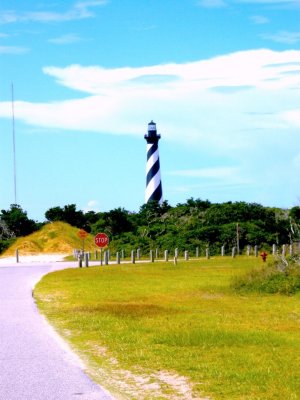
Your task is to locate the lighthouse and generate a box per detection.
[144,121,163,204]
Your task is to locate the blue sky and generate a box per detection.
[0,0,300,221]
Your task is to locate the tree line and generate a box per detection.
[0,200,300,255]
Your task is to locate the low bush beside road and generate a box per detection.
[232,254,300,295]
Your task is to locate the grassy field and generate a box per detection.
[34,257,300,400]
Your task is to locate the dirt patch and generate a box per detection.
[83,343,210,400]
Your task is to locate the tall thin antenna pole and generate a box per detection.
[11,83,17,204]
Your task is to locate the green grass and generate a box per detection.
[34,257,300,399]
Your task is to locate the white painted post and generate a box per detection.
[131,250,135,264]
[246,245,251,256]
[254,245,258,257]
[232,247,236,258]
[78,252,83,268]
[206,247,210,259]
[195,247,199,258]
[221,246,225,257]
[164,250,169,262]
[104,251,109,265]
[184,250,189,261]
[150,250,154,262]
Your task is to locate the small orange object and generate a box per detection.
[78,229,88,239]
[260,251,267,262]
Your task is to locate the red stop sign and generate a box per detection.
[94,232,109,248]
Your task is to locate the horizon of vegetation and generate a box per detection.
[1,198,300,255]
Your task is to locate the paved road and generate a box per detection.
[0,259,114,400]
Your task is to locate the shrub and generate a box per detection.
[232,254,300,295]
[0,238,16,254]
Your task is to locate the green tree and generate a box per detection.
[288,206,300,240]
[44,206,64,222]
[138,200,171,225]
[45,204,85,228]
[289,206,300,222]
[91,208,133,238]
[0,220,16,254]
[0,204,38,237]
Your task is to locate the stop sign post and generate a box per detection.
[94,233,109,266]
[78,229,88,254]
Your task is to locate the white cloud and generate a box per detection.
[281,109,300,127]
[0,49,299,155]
[84,200,100,213]
[250,15,270,24]
[166,167,253,198]
[197,0,227,7]
[167,167,240,179]
[198,0,299,6]
[0,45,29,54]
[48,33,82,45]
[292,153,300,168]
[0,1,108,24]
[43,49,300,93]
[262,31,300,44]
[235,0,298,3]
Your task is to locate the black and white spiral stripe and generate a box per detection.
[145,142,163,204]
